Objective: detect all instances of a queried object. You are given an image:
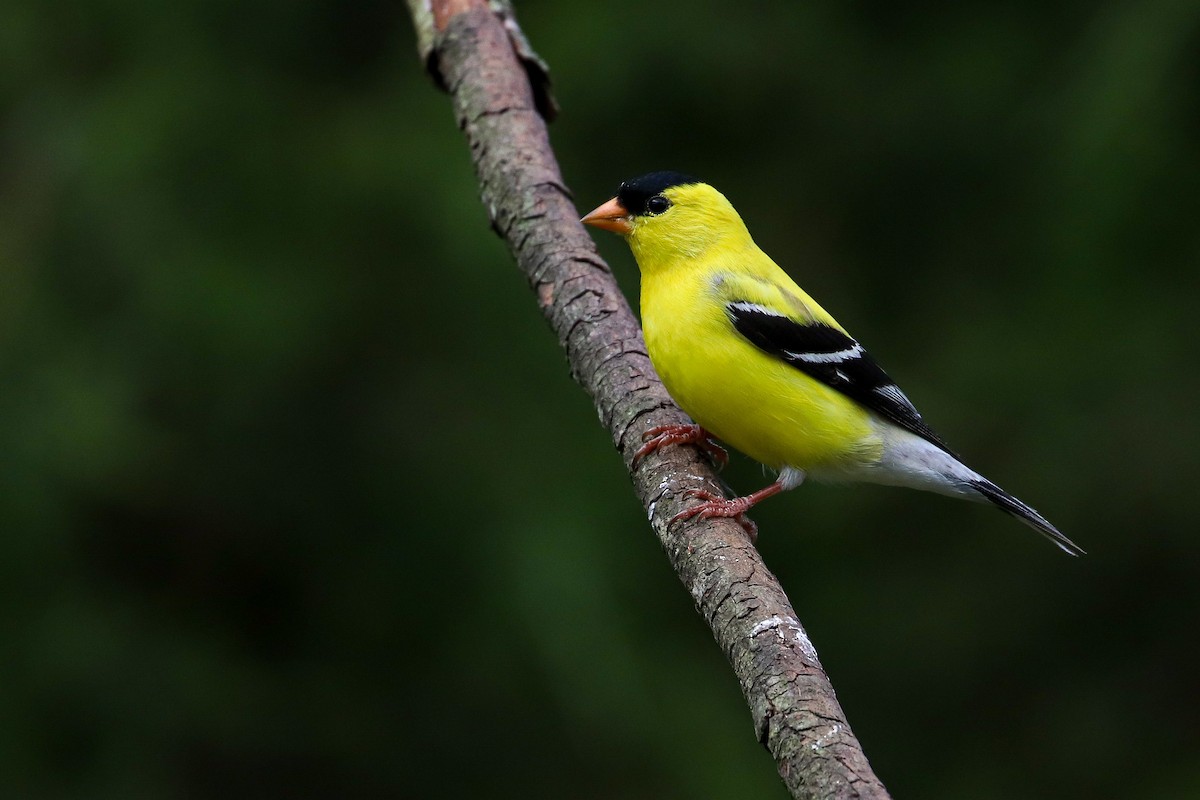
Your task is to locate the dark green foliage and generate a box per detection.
[2,1,1198,797]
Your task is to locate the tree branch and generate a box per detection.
[404,3,891,797]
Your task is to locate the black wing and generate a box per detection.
[725,301,955,454]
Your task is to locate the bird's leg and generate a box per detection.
[670,481,787,543]
[633,424,729,469]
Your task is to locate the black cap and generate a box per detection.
[616,171,701,216]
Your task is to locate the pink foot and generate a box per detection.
[633,424,728,469]
[670,489,760,542]
[669,481,788,543]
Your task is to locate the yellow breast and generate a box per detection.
[641,268,881,472]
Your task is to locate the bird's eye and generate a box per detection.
[646,195,670,215]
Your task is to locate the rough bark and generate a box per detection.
[404,3,891,798]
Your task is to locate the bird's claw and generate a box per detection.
[632,424,729,469]
[670,489,758,543]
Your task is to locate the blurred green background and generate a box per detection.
[3,1,1198,797]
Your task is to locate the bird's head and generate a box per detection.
[582,172,751,272]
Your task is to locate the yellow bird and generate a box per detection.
[582,171,1082,555]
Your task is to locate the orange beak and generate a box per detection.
[581,197,632,235]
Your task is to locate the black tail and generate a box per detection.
[968,479,1085,557]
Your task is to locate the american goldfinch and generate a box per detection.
[582,171,1082,556]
